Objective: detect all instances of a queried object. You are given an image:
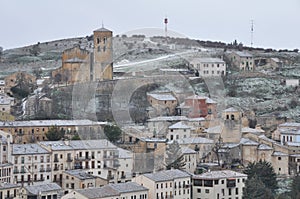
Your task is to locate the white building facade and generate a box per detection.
[193,170,247,199]
[190,58,226,77]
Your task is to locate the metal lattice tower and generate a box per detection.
[251,20,254,47]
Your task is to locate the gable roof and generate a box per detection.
[94,27,112,32]
[169,122,191,129]
[25,183,61,195]
[147,93,176,101]
[193,170,247,180]
[75,182,147,198]
[143,169,190,182]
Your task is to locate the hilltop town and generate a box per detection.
[0,26,299,199]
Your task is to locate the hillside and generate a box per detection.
[1,34,300,129]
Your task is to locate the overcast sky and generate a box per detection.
[1,0,299,50]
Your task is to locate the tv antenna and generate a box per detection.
[251,20,254,47]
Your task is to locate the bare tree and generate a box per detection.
[212,136,224,166]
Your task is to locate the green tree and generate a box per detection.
[104,124,122,143]
[290,175,300,199]
[165,141,186,170]
[244,160,278,192]
[11,72,36,99]
[71,134,81,140]
[243,175,274,199]
[30,43,41,56]
[45,126,65,141]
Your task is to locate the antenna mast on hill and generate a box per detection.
[164,17,168,37]
[251,20,254,47]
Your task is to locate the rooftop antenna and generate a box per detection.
[164,16,168,37]
[250,20,254,47]
[102,20,104,28]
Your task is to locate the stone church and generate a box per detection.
[52,27,113,84]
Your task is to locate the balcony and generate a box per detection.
[35,177,45,182]
[75,157,85,161]
[13,169,19,174]
[54,158,59,163]
[39,168,45,172]
[74,165,83,169]
[67,157,73,162]
[46,168,51,172]
[20,169,26,173]
[107,175,114,180]
[5,194,15,199]
[113,154,119,158]
[54,166,59,171]
[85,156,92,160]
[121,175,126,179]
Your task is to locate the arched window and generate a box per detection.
[231,114,235,120]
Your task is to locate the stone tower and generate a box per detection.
[221,107,243,143]
[93,27,113,81]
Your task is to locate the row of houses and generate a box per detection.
[62,168,247,199]
[122,105,300,177]
[0,168,247,199]
[0,136,133,187]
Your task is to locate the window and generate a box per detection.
[229,188,232,195]
[235,188,238,195]
[214,180,219,185]
[103,46,106,52]
[205,189,209,194]
[204,180,213,187]
[221,180,224,184]
[278,157,281,160]
[194,179,202,186]
[197,188,201,193]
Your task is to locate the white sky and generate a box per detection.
[0,0,299,50]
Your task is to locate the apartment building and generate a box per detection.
[167,122,193,141]
[21,183,62,199]
[0,119,106,144]
[39,139,133,184]
[190,57,226,77]
[133,169,191,199]
[62,170,107,190]
[62,182,148,199]
[182,147,197,173]
[147,116,188,137]
[0,183,20,199]
[176,137,214,162]
[0,132,13,183]
[177,95,217,118]
[228,51,254,71]
[192,170,247,199]
[12,144,52,184]
[147,92,178,116]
